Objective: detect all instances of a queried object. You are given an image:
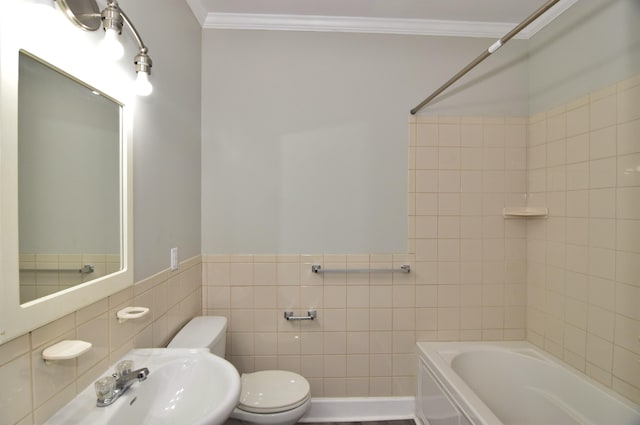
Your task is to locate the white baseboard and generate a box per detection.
[299,397,416,423]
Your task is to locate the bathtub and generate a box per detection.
[416,341,640,425]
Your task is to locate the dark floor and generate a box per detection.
[301,421,416,425]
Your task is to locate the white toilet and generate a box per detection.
[168,316,311,425]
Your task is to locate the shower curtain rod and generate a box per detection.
[410,0,561,115]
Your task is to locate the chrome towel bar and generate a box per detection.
[284,310,317,321]
[311,264,410,274]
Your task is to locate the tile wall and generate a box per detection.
[202,115,530,398]
[526,74,640,404]
[0,256,202,425]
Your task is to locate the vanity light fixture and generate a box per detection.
[55,0,153,95]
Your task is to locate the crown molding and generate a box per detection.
[203,13,521,38]
[193,0,578,39]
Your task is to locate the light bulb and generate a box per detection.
[135,71,153,96]
[100,28,124,61]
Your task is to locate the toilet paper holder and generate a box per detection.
[284,310,317,321]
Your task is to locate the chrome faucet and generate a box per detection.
[95,360,150,407]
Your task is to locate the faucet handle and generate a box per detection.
[115,360,133,378]
[95,376,116,400]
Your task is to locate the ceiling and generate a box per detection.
[185,0,578,38]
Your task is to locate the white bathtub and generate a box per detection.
[416,341,640,425]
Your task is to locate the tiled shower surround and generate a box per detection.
[525,74,640,403]
[1,74,638,424]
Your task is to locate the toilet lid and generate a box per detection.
[238,370,310,414]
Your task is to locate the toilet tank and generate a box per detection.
[167,316,227,357]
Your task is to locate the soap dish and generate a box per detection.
[42,340,92,364]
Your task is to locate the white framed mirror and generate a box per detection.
[18,51,123,304]
[0,0,134,344]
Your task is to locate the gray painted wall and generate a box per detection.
[528,0,640,113]
[126,0,203,279]
[200,30,529,254]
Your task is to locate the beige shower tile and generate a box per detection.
[301,355,324,378]
[590,125,616,159]
[415,170,438,192]
[460,307,482,329]
[617,187,640,219]
[253,262,276,285]
[528,118,547,146]
[205,261,230,285]
[392,309,415,331]
[566,162,589,190]
[346,354,369,377]
[615,314,640,354]
[566,105,589,137]
[564,325,587,357]
[461,123,483,147]
[588,306,615,341]
[31,314,75,349]
[586,362,612,387]
[616,282,640,320]
[0,354,31,425]
[566,133,589,163]
[618,83,640,123]
[231,286,254,308]
[505,123,527,147]
[438,147,461,169]
[76,313,109,375]
[415,147,438,169]
[589,218,615,249]
[588,277,615,311]
[590,94,617,131]
[613,346,640,388]
[416,123,438,146]
[618,119,640,155]
[547,112,566,142]
[33,382,75,425]
[612,378,640,405]
[346,309,369,331]
[483,124,505,147]
[617,153,640,187]
[323,353,346,377]
[0,334,29,366]
[528,144,547,169]
[32,331,77,408]
[439,123,461,146]
[253,333,277,356]
[461,147,483,170]
[229,262,253,285]
[346,332,369,354]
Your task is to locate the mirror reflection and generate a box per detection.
[18,51,122,304]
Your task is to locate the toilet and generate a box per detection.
[168,316,311,425]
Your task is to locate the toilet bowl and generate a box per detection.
[168,316,311,425]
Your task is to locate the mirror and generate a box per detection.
[18,51,122,304]
[0,0,134,345]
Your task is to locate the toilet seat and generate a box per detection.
[238,370,310,414]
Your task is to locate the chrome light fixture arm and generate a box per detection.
[55,0,153,95]
[105,1,153,76]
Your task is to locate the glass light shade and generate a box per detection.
[99,28,124,61]
[135,71,153,96]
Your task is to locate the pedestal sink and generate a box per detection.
[44,348,241,425]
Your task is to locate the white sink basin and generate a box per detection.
[44,348,241,425]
